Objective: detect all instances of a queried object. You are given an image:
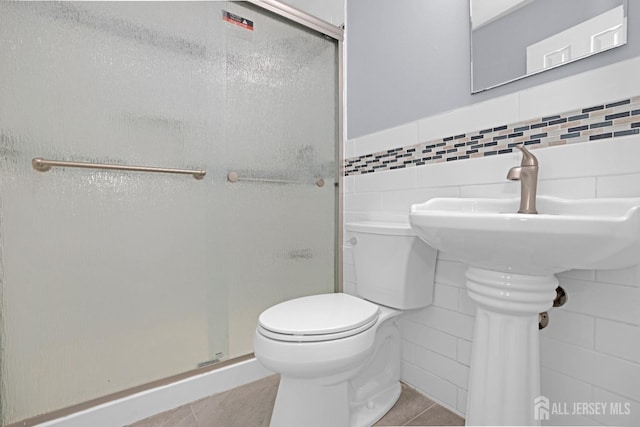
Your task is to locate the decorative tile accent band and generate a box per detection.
[344,95,640,176]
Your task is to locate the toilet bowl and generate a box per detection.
[253,218,438,427]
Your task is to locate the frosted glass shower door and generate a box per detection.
[0,1,338,424]
[220,2,338,356]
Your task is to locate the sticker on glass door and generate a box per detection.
[223,10,254,31]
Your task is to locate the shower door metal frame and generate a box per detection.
[249,0,344,41]
[9,2,344,426]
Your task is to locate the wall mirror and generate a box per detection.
[470,0,628,93]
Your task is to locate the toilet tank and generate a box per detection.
[345,219,437,310]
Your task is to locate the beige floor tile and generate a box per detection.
[126,404,198,427]
[405,404,465,426]
[190,374,279,427]
[374,383,436,426]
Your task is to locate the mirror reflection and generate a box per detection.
[470,0,628,93]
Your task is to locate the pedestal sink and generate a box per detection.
[409,196,640,426]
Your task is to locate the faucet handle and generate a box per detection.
[516,144,538,167]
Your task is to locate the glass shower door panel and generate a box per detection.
[223,3,338,357]
[0,2,229,423]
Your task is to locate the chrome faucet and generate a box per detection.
[507,144,539,214]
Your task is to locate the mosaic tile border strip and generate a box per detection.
[344,95,640,176]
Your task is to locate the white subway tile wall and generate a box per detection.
[343,57,640,425]
[591,388,640,426]
[456,388,468,415]
[417,94,521,144]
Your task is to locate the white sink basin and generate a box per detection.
[409,196,640,275]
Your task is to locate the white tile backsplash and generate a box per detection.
[540,368,599,426]
[596,173,640,197]
[417,93,520,142]
[402,361,459,410]
[433,283,459,311]
[353,166,416,193]
[456,388,467,414]
[458,181,519,199]
[534,136,640,180]
[541,337,640,402]
[457,290,476,317]
[401,339,417,364]
[343,191,382,212]
[407,306,474,341]
[381,186,460,213]
[459,176,600,200]
[518,57,640,122]
[591,387,640,427]
[345,57,640,424]
[342,175,355,194]
[433,259,467,289]
[595,319,640,363]
[400,319,457,359]
[414,346,469,389]
[537,177,597,199]
[560,278,640,326]
[352,121,418,157]
[342,280,356,295]
[540,367,592,406]
[540,309,595,349]
[416,153,518,188]
[595,265,640,288]
[456,339,472,367]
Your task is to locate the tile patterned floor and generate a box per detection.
[128,375,464,427]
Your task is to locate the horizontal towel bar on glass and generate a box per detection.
[227,171,325,187]
[32,158,206,180]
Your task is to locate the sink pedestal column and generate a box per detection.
[464,267,558,426]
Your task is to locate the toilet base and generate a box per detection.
[267,315,402,427]
[270,377,350,427]
[351,381,401,427]
[270,377,401,427]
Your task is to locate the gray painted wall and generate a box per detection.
[346,0,640,139]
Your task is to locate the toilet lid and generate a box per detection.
[258,293,380,342]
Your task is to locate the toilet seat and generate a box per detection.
[258,293,380,342]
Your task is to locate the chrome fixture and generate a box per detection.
[227,171,325,187]
[507,144,539,214]
[32,158,206,180]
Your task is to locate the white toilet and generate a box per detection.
[253,219,438,427]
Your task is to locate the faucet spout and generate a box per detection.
[506,166,522,180]
[507,145,539,214]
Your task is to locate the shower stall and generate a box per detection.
[0,1,341,424]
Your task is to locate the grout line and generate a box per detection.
[190,403,201,427]
[402,402,438,426]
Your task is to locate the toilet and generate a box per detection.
[253,219,438,427]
